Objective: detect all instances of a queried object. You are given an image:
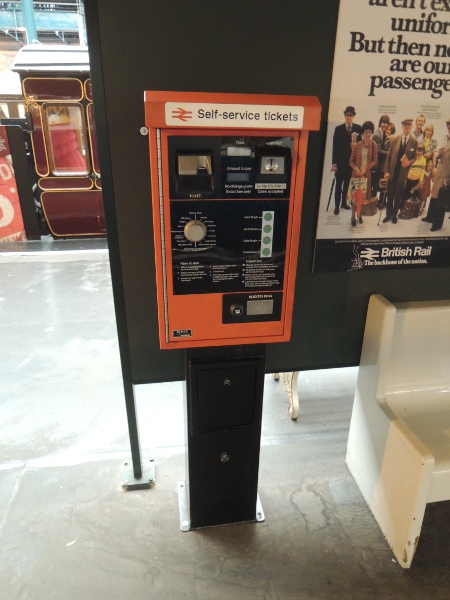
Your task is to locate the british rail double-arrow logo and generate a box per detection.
[172,107,193,122]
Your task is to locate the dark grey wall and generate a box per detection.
[84,0,450,382]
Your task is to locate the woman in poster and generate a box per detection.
[349,121,378,226]
[422,124,438,165]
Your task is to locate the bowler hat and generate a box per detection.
[344,106,356,115]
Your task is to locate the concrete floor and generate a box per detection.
[1,240,450,600]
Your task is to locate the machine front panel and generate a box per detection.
[156,132,298,346]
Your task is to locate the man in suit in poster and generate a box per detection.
[371,114,390,197]
[383,118,418,224]
[421,117,450,232]
[331,106,362,215]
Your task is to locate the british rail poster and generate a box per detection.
[313,0,450,272]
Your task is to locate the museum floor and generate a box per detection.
[1,239,450,600]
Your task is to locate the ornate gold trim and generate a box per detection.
[84,79,93,101]
[41,102,91,176]
[38,177,94,191]
[28,102,50,177]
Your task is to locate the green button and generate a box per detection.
[263,225,272,233]
[263,236,271,245]
[262,248,271,256]
[264,213,273,221]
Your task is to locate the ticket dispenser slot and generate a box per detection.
[176,154,213,194]
[169,137,221,200]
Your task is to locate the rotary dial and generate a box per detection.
[184,220,207,242]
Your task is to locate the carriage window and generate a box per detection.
[23,78,83,102]
[43,104,90,176]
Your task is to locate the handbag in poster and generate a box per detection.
[313,0,450,272]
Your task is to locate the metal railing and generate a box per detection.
[1,2,79,11]
[0,1,85,43]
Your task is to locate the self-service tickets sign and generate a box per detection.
[0,126,26,242]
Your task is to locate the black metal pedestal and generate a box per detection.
[180,344,266,530]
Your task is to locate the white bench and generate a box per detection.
[346,294,450,568]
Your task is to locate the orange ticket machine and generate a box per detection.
[145,92,321,529]
[144,92,321,350]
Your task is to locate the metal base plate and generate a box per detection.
[121,458,156,490]
[177,480,265,531]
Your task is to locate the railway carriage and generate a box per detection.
[12,44,105,237]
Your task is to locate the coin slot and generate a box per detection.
[260,156,285,175]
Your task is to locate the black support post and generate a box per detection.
[120,382,156,490]
[179,345,266,530]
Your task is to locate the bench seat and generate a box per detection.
[346,295,450,567]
